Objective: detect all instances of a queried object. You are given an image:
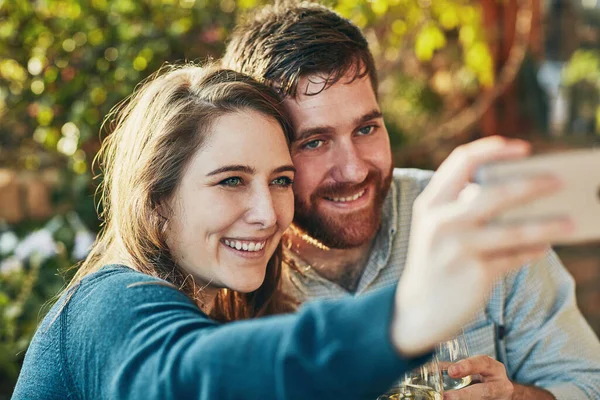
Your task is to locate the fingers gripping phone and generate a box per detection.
[475,149,600,245]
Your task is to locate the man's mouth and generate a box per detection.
[222,239,267,252]
[324,189,366,203]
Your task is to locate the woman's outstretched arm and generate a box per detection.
[61,266,428,400]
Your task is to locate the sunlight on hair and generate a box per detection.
[287,225,330,251]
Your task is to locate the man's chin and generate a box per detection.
[293,209,381,249]
[322,229,376,249]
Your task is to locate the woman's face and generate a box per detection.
[166,110,295,293]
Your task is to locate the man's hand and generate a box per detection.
[444,355,513,399]
[390,137,574,357]
[444,355,556,400]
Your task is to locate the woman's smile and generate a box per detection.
[221,236,270,259]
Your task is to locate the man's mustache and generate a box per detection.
[312,170,381,199]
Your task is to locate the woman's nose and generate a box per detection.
[245,188,278,228]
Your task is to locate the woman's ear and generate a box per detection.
[156,201,171,235]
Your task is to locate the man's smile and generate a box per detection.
[324,188,366,203]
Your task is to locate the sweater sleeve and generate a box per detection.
[64,268,431,400]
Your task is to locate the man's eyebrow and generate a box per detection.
[295,109,383,142]
[355,110,383,126]
[295,125,335,142]
[206,165,256,176]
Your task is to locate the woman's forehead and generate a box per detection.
[192,111,292,173]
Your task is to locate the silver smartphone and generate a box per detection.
[475,148,600,245]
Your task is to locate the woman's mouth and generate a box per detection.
[222,238,267,252]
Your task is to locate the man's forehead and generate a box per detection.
[281,75,382,141]
[285,73,377,109]
[300,69,373,94]
[298,73,338,96]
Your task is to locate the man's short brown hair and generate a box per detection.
[222,1,378,97]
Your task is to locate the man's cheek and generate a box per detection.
[293,175,318,197]
[292,186,313,209]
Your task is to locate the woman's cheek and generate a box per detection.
[277,190,295,229]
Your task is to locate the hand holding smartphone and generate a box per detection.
[475,149,600,245]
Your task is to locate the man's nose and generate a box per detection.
[330,141,369,183]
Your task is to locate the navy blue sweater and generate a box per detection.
[13,265,430,399]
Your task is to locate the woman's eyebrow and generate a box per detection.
[206,165,256,176]
[273,165,296,174]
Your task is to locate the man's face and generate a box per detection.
[283,72,393,249]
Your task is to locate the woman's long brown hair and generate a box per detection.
[64,63,296,321]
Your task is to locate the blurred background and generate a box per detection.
[1,0,599,396]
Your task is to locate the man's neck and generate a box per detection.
[285,227,374,293]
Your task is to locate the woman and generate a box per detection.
[12,64,510,400]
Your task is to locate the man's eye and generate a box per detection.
[357,125,375,135]
[271,176,294,187]
[219,177,243,187]
[303,139,323,150]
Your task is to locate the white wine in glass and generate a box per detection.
[436,331,472,391]
[376,383,442,400]
[377,360,443,400]
[440,368,472,391]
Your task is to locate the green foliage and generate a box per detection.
[0,0,236,173]
[338,0,493,83]
[0,216,83,396]
[0,259,69,391]
[562,49,600,135]
[563,49,600,87]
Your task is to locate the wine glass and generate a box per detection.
[377,358,444,400]
[436,330,472,391]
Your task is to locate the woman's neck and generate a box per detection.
[194,282,219,314]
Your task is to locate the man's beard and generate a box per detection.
[293,167,393,249]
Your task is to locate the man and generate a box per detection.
[222,2,600,399]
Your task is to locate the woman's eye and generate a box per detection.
[357,125,375,135]
[303,139,324,150]
[219,177,243,187]
[271,176,294,187]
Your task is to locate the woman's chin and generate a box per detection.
[227,275,266,294]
